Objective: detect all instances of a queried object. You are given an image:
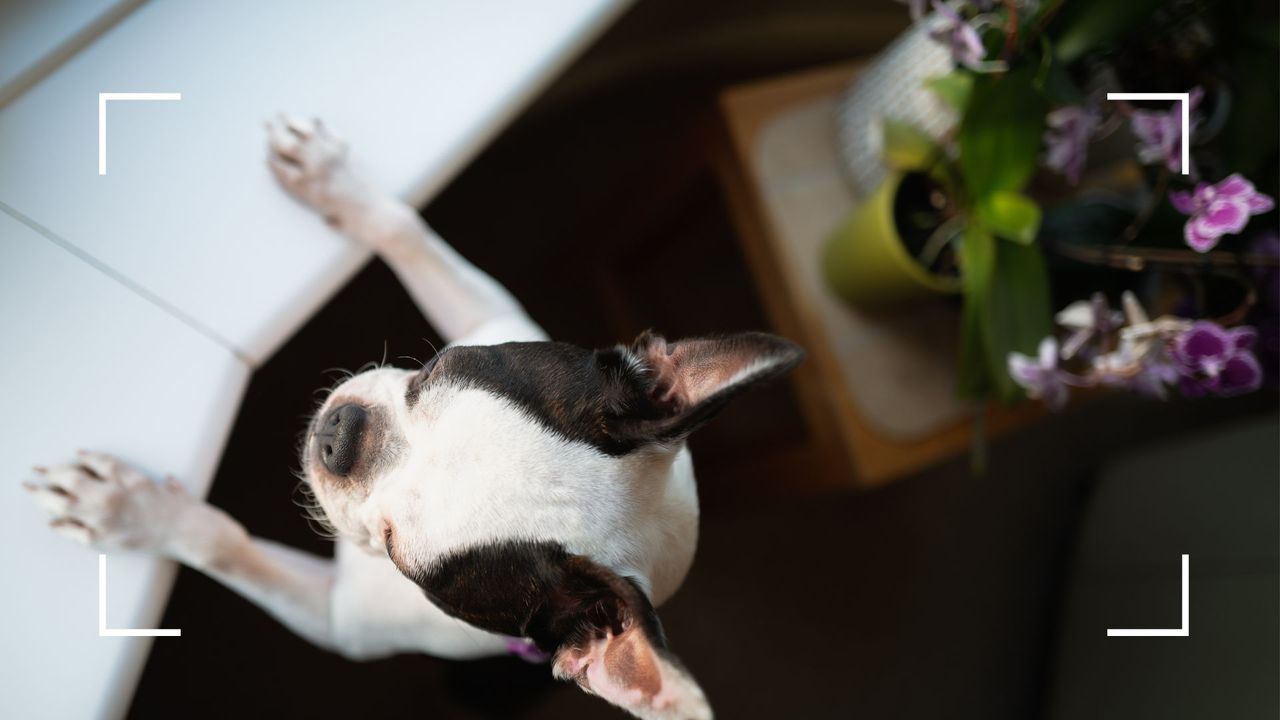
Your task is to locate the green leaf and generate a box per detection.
[1039,51,1086,106]
[958,222,1053,402]
[958,223,996,399]
[923,72,973,112]
[977,191,1042,244]
[1051,0,1165,62]
[881,118,942,172]
[958,69,1049,202]
[985,241,1052,402]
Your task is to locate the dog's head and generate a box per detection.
[301,331,802,719]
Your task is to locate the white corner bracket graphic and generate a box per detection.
[1105,92,1191,175]
[98,92,181,175]
[99,554,181,637]
[1107,554,1189,637]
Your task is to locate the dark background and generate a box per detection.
[129,1,1278,718]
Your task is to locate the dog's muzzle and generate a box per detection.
[315,404,367,476]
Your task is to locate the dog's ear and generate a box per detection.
[414,541,711,720]
[546,559,711,720]
[599,331,804,447]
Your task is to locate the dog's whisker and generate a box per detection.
[421,337,441,360]
[319,367,356,387]
[291,479,340,539]
[396,355,426,369]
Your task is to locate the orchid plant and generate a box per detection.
[883,0,1278,409]
[1008,292,1263,410]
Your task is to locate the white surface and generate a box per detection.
[0,210,249,720]
[0,0,629,364]
[0,0,138,103]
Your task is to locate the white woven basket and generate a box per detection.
[835,22,957,199]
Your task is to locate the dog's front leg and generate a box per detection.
[24,451,342,653]
[267,116,546,346]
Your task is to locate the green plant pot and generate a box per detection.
[822,172,962,311]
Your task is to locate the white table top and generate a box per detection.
[0,0,141,106]
[0,210,249,720]
[1,0,628,364]
[0,1,628,717]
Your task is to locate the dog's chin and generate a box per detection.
[298,467,382,554]
[353,535,386,556]
[324,517,383,555]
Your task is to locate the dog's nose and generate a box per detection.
[315,404,367,476]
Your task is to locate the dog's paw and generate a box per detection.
[266,115,420,256]
[23,451,191,555]
[266,115,376,226]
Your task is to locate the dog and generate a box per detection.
[23,117,803,720]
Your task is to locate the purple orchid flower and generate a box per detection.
[929,1,986,70]
[1172,321,1263,397]
[1044,105,1101,185]
[1124,358,1181,400]
[1008,337,1073,410]
[1130,87,1202,173]
[1057,292,1122,359]
[1168,173,1276,253]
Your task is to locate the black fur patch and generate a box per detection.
[406,334,802,456]
[407,539,666,655]
[410,342,649,455]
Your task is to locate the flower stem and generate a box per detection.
[970,404,987,477]
[1050,242,1280,270]
[1002,0,1020,62]
[1026,0,1067,47]
[1119,167,1170,245]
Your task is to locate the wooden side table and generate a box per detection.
[713,62,1041,488]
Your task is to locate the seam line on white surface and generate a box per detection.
[0,199,254,366]
[0,0,149,110]
[99,554,181,637]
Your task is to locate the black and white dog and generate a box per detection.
[24,118,802,720]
